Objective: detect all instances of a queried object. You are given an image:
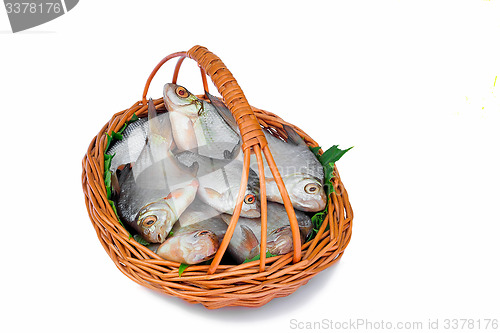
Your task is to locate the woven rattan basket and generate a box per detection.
[82,45,353,309]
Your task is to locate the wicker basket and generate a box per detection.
[81,45,353,309]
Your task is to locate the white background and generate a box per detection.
[1,1,499,332]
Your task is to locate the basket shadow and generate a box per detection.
[142,262,341,320]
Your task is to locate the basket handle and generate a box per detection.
[142,53,210,106]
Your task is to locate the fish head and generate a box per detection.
[200,186,261,218]
[157,229,219,264]
[283,174,327,212]
[182,229,219,264]
[163,83,202,117]
[136,201,176,243]
[267,226,294,255]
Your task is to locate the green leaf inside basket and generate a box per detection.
[307,206,328,242]
[242,251,276,264]
[178,263,189,277]
[307,144,352,241]
[133,234,151,246]
[103,114,138,235]
[310,145,353,196]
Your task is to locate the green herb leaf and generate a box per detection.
[309,146,322,156]
[104,113,138,153]
[110,131,123,141]
[102,114,140,239]
[306,144,352,240]
[104,170,112,199]
[310,145,352,196]
[318,145,353,166]
[107,199,129,233]
[178,263,189,277]
[242,251,276,263]
[116,123,128,135]
[307,206,329,242]
[133,234,150,246]
[105,133,113,151]
[103,153,113,171]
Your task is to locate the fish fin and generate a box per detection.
[223,143,241,160]
[203,187,222,199]
[223,150,232,160]
[129,99,174,178]
[282,124,306,146]
[205,92,239,132]
[174,150,202,175]
[110,172,121,195]
[117,163,132,185]
[240,225,260,250]
[147,98,173,153]
[187,161,199,176]
[163,186,193,201]
[148,98,158,120]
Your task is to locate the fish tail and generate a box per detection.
[282,124,306,146]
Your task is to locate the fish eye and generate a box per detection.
[244,194,256,204]
[141,215,157,227]
[175,86,189,98]
[304,183,320,194]
[195,230,211,238]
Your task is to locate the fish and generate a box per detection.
[163,83,241,160]
[220,202,313,263]
[205,93,326,212]
[116,99,199,243]
[106,113,171,174]
[175,150,260,218]
[155,201,227,264]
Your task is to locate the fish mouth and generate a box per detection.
[143,221,172,243]
[239,207,261,218]
[293,192,327,212]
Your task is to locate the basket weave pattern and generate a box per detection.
[81,46,353,309]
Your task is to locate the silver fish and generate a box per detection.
[220,202,313,263]
[116,100,199,243]
[106,113,171,174]
[205,93,326,212]
[155,201,227,264]
[175,150,260,218]
[163,83,241,160]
